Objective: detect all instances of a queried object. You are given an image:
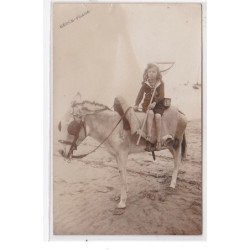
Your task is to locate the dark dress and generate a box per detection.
[135,80,165,116]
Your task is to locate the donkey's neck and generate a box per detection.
[84,110,147,155]
[85,110,121,143]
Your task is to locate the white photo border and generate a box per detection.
[43,0,207,241]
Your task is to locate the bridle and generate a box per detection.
[58,103,130,160]
[58,110,88,159]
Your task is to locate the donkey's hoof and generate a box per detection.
[117,201,126,209]
[113,208,125,215]
[170,183,176,189]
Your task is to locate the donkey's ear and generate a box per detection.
[71,92,82,106]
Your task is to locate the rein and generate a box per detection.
[59,107,131,159]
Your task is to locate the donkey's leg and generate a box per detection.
[155,113,162,143]
[170,143,182,188]
[146,110,154,138]
[115,151,128,208]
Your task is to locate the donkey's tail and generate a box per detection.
[181,133,187,161]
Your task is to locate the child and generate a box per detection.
[134,63,165,151]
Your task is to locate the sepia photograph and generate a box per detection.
[52,2,204,236]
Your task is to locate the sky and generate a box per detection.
[53,3,202,121]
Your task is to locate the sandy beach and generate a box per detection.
[53,119,202,235]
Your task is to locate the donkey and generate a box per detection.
[57,93,187,209]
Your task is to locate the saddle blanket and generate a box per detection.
[114,96,186,144]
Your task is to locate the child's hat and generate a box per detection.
[153,62,175,73]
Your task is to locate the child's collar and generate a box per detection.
[145,80,161,88]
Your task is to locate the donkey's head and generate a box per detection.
[57,93,88,160]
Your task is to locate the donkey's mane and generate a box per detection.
[77,100,111,112]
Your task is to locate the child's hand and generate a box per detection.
[148,102,156,110]
[133,105,139,111]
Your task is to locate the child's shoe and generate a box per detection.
[155,141,162,151]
